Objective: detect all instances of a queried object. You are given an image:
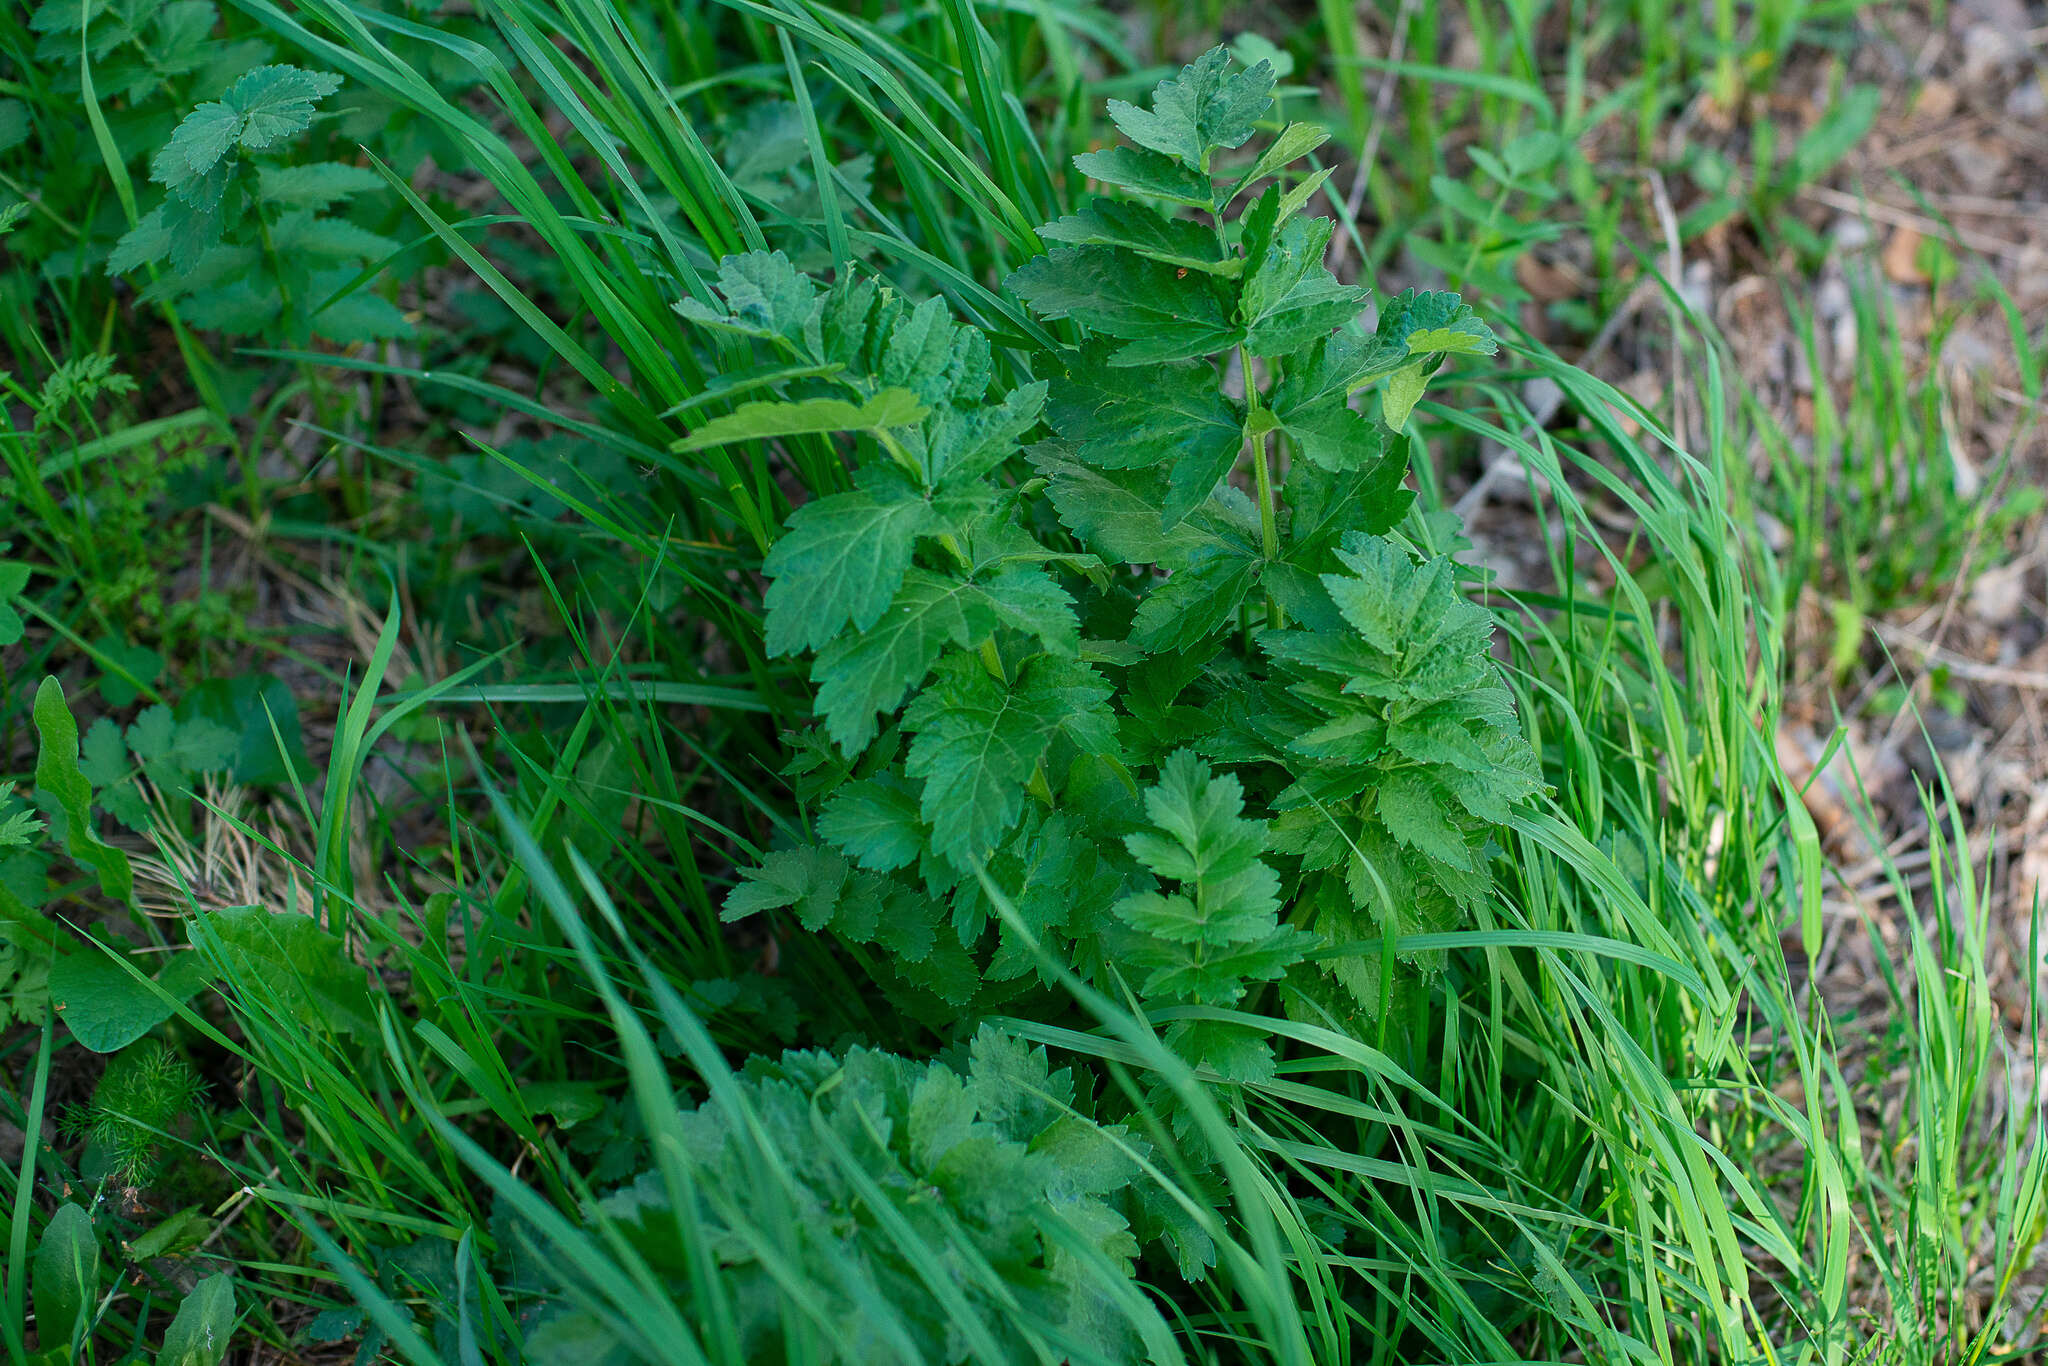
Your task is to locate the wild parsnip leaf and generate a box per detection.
[1009,247,1241,364]
[1039,201,1233,275]
[675,49,1517,1059]
[1106,48,1274,172]
[1261,533,1541,998]
[1071,145,1215,208]
[676,388,928,453]
[1239,215,1370,357]
[904,655,1114,868]
[760,472,937,656]
[1112,751,1311,1077]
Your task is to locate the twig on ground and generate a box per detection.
[1872,621,2048,691]
[1327,0,1418,277]
[1798,185,2031,260]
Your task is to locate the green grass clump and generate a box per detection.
[0,3,2040,1364]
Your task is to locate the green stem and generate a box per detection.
[1250,426,1281,563]
[1241,346,1284,628]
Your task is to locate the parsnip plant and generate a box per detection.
[688,48,1541,1086]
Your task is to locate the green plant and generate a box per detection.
[107,63,408,344]
[60,1039,204,1185]
[700,47,1536,1078]
[529,1026,1201,1363]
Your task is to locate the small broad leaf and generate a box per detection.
[1380,362,1431,429]
[0,561,28,646]
[33,1203,99,1349]
[204,907,374,1038]
[174,673,312,787]
[51,948,213,1053]
[156,1273,237,1366]
[33,677,132,904]
[675,388,928,452]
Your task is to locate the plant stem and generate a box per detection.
[1242,346,1284,628]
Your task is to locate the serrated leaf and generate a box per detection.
[228,65,342,149]
[819,776,926,872]
[1045,347,1244,525]
[721,846,850,929]
[0,804,40,850]
[128,705,238,794]
[1071,145,1215,208]
[673,250,818,346]
[1106,48,1274,172]
[1376,770,1474,870]
[1008,247,1241,365]
[1129,550,1260,653]
[904,656,1113,868]
[811,569,999,751]
[150,102,243,191]
[1374,288,1498,360]
[1038,456,1217,566]
[676,388,928,452]
[255,161,383,209]
[761,475,935,656]
[1039,200,1232,274]
[1239,216,1369,357]
[883,294,989,406]
[272,211,398,260]
[926,381,1046,487]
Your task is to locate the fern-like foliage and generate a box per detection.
[525,1028,1209,1362]
[698,46,1543,1076]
